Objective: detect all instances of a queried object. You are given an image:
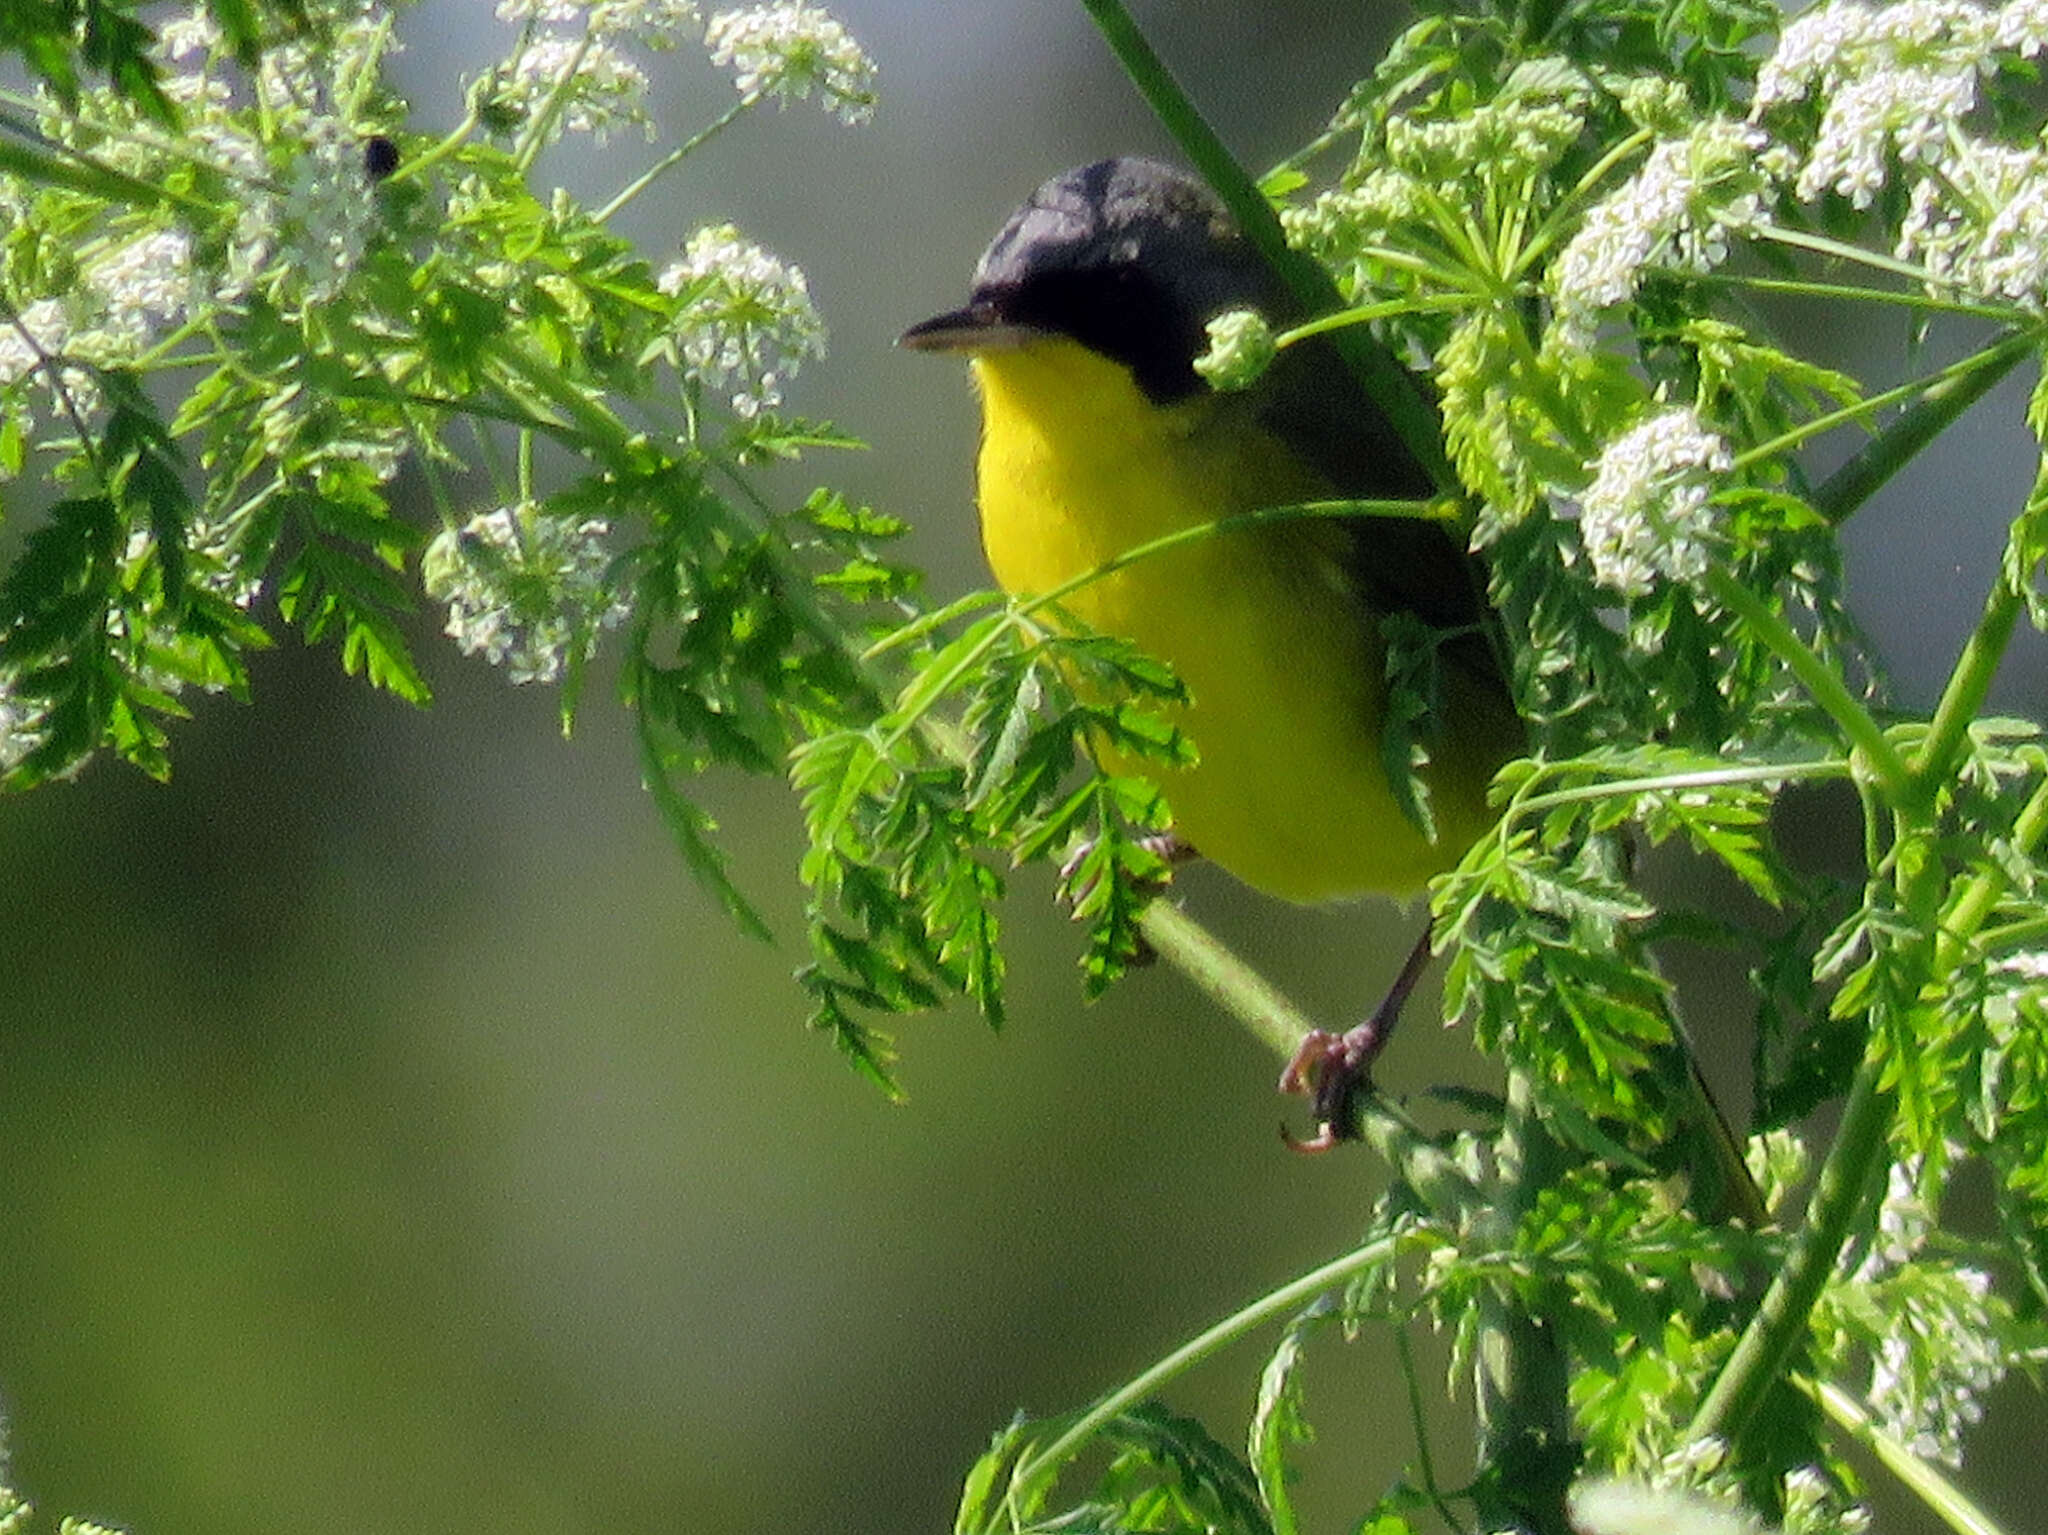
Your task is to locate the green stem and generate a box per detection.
[1687,1055,1890,1446]
[1133,900,1305,1061]
[1692,775,2048,1447]
[1809,332,2037,526]
[593,94,755,223]
[1471,1072,1573,1535]
[1278,289,1476,343]
[1394,1326,1464,1534]
[512,28,598,172]
[0,116,213,213]
[1805,1378,2012,1535]
[1938,777,2048,969]
[1511,758,1850,819]
[1077,0,1454,493]
[1756,224,1953,288]
[1976,912,2048,952]
[1731,333,2033,491]
[1692,271,2017,323]
[1701,567,1912,800]
[1513,125,1656,279]
[1908,582,2023,804]
[387,99,482,185]
[1006,1231,1402,1516]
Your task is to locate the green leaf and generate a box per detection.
[277,541,429,703]
[1249,1312,1321,1535]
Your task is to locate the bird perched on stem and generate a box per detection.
[902,157,1523,1145]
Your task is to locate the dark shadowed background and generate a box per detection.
[0,3,2039,1531]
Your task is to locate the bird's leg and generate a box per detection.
[1279,921,1436,1153]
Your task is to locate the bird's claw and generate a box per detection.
[1278,1011,1394,1154]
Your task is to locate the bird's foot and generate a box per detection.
[1279,923,1437,1153]
[1278,1011,1394,1153]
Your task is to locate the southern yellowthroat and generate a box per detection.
[903,157,1522,1134]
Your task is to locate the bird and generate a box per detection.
[901,156,1524,1143]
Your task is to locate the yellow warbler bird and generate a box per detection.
[902,157,1522,1138]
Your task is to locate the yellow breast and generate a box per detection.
[969,338,1501,902]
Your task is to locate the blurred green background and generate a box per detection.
[0,3,2042,1531]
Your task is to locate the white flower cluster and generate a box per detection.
[1844,1156,2007,1468]
[1550,119,1786,349]
[274,120,381,303]
[0,300,86,404]
[658,223,824,417]
[0,678,48,774]
[1568,1480,1761,1535]
[1866,1266,2006,1467]
[1192,308,1276,392]
[1742,0,2048,308]
[491,0,701,144]
[1755,0,1999,206]
[498,0,702,42]
[1574,408,1733,596]
[1897,138,2048,307]
[84,229,197,336]
[1779,1468,1872,1535]
[423,504,632,685]
[500,31,655,142]
[126,8,390,309]
[0,225,204,435]
[705,3,878,124]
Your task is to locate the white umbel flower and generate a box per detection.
[1575,408,1733,595]
[1753,1,1998,206]
[423,504,631,685]
[502,33,653,141]
[1549,119,1782,349]
[85,229,196,340]
[1896,137,2048,307]
[658,223,824,417]
[705,3,878,123]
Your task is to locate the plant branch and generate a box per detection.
[1701,567,1913,801]
[594,93,755,223]
[1691,775,2048,1447]
[1810,331,2037,527]
[1805,1378,2012,1535]
[1471,1071,1573,1535]
[1687,1052,1889,1447]
[1005,1230,1401,1516]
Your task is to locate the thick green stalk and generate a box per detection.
[1908,582,2023,803]
[1905,459,2047,799]
[1812,332,2036,527]
[1077,0,1454,493]
[1687,1055,1889,1446]
[1471,1071,1574,1535]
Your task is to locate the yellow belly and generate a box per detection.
[970,339,1504,902]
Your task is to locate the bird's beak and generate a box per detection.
[899,302,1044,354]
